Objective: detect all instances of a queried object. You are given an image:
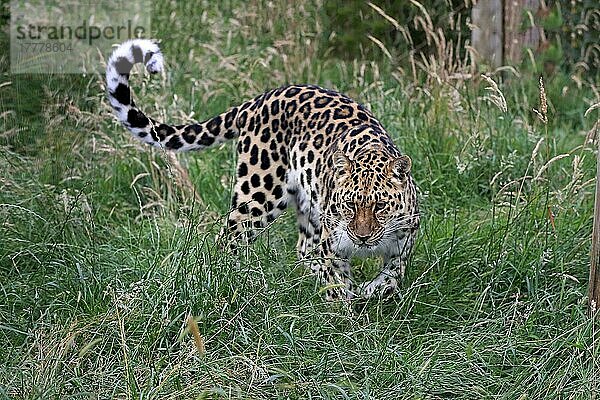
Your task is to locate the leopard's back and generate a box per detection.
[228,84,391,218]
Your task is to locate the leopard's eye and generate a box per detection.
[374,201,386,211]
[346,201,356,211]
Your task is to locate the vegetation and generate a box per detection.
[1,1,599,398]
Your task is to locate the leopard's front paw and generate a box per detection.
[324,285,356,302]
[358,276,399,299]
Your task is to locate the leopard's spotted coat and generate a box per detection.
[106,39,420,300]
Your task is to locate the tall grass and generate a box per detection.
[1,1,599,398]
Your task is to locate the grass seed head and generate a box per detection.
[481,74,507,113]
[533,76,548,124]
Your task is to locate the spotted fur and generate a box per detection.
[106,39,420,300]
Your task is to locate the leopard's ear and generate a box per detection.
[387,155,411,176]
[333,151,352,173]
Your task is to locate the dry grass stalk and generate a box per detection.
[481,74,507,113]
[585,102,600,118]
[367,34,393,61]
[586,121,599,147]
[164,152,205,208]
[533,153,570,181]
[367,2,413,46]
[410,0,434,36]
[187,315,206,356]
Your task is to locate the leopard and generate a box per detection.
[105,39,420,301]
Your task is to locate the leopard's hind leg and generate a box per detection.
[222,149,289,252]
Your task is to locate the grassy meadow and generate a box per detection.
[1,1,599,398]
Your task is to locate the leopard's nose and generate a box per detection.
[355,232,371,243]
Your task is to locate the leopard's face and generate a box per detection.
[327,150,419,256]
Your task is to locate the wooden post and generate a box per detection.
[504,0,541,65]
[590,127,600,317]
[471,0,503,68]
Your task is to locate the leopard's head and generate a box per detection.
[327,148,419,255]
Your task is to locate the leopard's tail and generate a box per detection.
[106,39,240,151]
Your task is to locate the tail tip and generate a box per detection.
[133,39,164,74]
[109,39,164,74]
[145,51,163,74]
